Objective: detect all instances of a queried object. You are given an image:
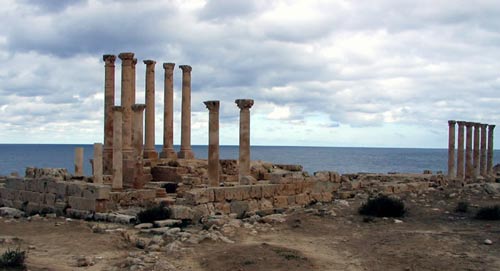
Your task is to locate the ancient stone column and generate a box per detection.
[448,120,456,178]
[93,143,103,184]
[236,99,254,183]
[118,52,134,160]
[74,147,84,177]
[132,104,146,188]
[480,123,488,176]
[132,58,137,105]
[465,122,473,180]
[473,123,481,178]
[102,54,116,175]
[143,60,158,159]
[177,65,195,159]
[112,106,124,191]
[487,124,496,175]
[204,100,220,187]
[160,63,177,159]
[456,121,465,179]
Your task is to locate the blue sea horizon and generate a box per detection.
[0,144,499,176]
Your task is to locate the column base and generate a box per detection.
[177,149,195,159]
[160,148,177,159]
[144,150,159,160]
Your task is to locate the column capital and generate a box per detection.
[131,104,146,112]
[204,100,220,111]
[464,122,474,127]
[103,54,116,64]
[489,124,496,130]
[457,121,466,126]
[448,120,456,125]
[118,52,134,61]
[473,122,481,128]
[481,123,488,128]
[132,58,138,66]
[179,65,192,72]
[112,106,124,112]
[163,63,175,70]
[235,99,254,110]
[144,59,156,66]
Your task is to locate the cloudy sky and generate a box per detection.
[0,0,499,148]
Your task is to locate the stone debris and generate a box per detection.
[0,207,25,218]
[484,239,493,245]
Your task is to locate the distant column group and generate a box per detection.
[448,120,495,180]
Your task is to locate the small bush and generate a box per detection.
[359,195,406,218]
[137,205,171,224]
[455,201,469,213]
[0,248,26,269]
[475,205,500,220]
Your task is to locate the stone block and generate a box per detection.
[213,187,226,202]
[67,181,86,197]
[5,177,24,190]
[214,202,231,214]
[270,173,284,184]
[295,193,310,205]
[230,201,249,217]
[151,166,188,182]
[170,205,195,220]
[43,193,56,206]
[68,196,96,211]
[248,199,259,212]
[24,179,38,192]
[224,187,243,201]
[95,199,112,213]
[185,188,214,204]
[25,202,40,214]
[55,181,68,200]
[273,196,288,208]
[313,181,340,193]
[249,185,262,199]
[393,184,409,194]
[287,195,296,205]
[37,178,54,193]
[1,199,13,207]
[83,184,111,200]
[240,186,251,200]
[331,172,341,183]
[260,199,273,210]
[19,191,42,203]
[0,188,17,200]
[12,200,24,210]
[46,180,58,194]
[261,184,278,198]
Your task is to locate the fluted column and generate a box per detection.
[93,143,103,184]
[456,121,465,179]
[448,120,456,178]
[177,65,195,159]
[204,101,220,187]
[103,54,116,175]
[112,106,124,191]
[143,60,158,159]
[473,123,481,179]
[480,123,488,176]
[236,99,254,183]
[487,124,495,175]
[132,104,146,188]
[118,52,134,160]
[74,147,84,177]
[160,63,177,159]
[465,122,473,180]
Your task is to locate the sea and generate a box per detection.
[0,144,499,177]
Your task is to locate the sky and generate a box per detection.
[0,0,499,148]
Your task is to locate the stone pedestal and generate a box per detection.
[487,124,496,175]
[102,54,116,175]
[112,106,124,191]
[236,99,254,183]
[74,147,84,177]
[473,123,480,178]
[456,121,465,179]
[204,100,220,187]
[160,63,177,159]
[448,120,456,178]
[480,123,488,176]
[93,143,103,184]
[177,65,195,159]
[465,122,473,180]
[143,60,158,159]
[132,104,147,188]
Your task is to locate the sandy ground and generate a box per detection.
[1,188,500,271]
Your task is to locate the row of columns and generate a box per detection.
[102,52,196,190]
[205,99,255,187]
[448,120,495,180]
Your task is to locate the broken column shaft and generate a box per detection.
[236,99,254,183]
[143,60,158,159]
[448,120,456,178]
[204,100,220,187]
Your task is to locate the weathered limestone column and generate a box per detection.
[102,54,116,175]
[204,101,220,187]
[112,106,124,191]
[132,58,137,105]
[118,52,134,160]
[143,60,158,159]
[465,122,473,180]
[160,63,177,158]
[236,99,254,183]
[132,104,146,188]
[456,121,466,179]
[74,147,84,177]
[480,123,488,176]
[473,123,481,178]
[177,65,195,159]
[448,120,456,178]
[487,124,496,175]
[93,143,103,184]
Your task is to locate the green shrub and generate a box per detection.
[0,248,26,269]
[475,205,500,220]
[359,195,406,218]
[455,201,469,213]
[137,205,171,224]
